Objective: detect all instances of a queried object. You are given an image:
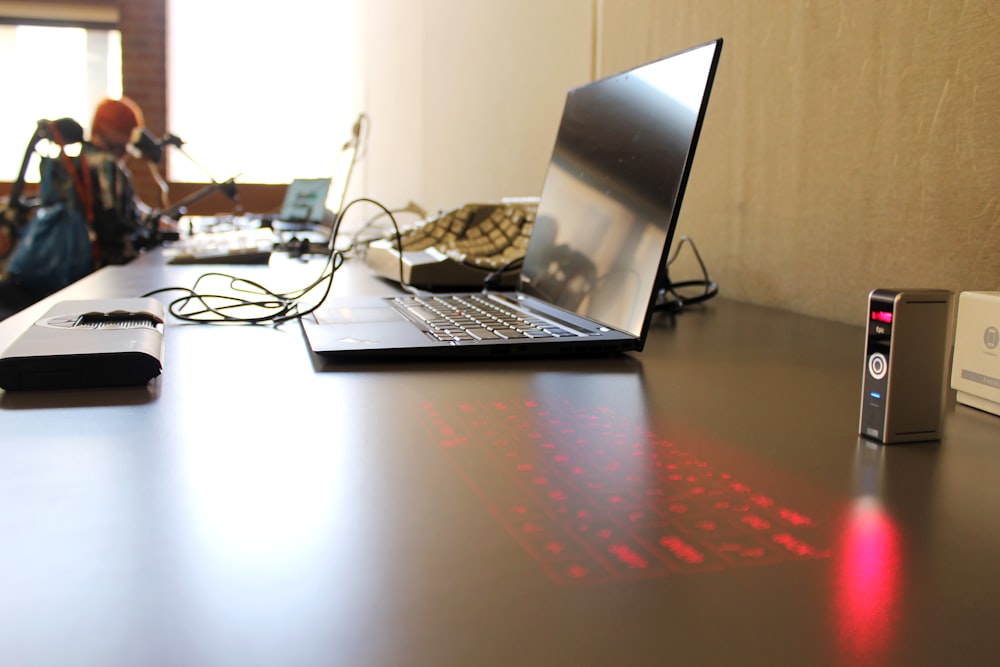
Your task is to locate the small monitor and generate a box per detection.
[278,178,332,223]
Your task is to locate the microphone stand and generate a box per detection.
[159,178,239,220]
[139,177,239,246]
[2,127,45,229]
[133,131,240,248]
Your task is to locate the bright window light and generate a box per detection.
[166,1,363,185]
[0,25,122,182]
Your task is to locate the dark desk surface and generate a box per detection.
[1,251,998,667]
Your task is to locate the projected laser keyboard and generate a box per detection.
[422,398,831,585]
[365,199,537,289]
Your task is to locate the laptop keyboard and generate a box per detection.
[393,294,579,342]
[422,398,830,585]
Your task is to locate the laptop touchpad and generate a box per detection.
[313,306,402,325]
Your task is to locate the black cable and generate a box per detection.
[481,256,524,291]
[140,197,399,325]
[655,235,718,313]
[142,252,343,325]
[329,197,412,294]
[338,204,425,258]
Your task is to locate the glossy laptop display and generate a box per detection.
[301,38,723,360]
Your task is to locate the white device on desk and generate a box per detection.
[951,291,1000,417]
[165,227,275,265]
[0,298,165,391]
[859,288,952,443]
[164,177,332,265]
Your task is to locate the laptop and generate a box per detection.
[273,177,332,227]
[301,38,723,361]
[277,118,364,232]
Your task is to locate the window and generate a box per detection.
[166,1,363,186]
[0,22,122,182]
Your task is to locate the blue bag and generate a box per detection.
[7,201,93,296]
[7,154,95,296]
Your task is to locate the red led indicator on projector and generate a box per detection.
[871,311,893,324]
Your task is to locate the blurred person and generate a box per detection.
[1,96,156,319]
[83,95,151,264]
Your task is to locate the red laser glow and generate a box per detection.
[425,398,830,586]
[835,499,901,664]
[608,543,648,569]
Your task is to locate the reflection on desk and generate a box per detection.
[0,251,998,667]
[425,395,829,585]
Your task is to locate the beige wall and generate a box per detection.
[360,0,1000,323]
[599,0,1000,323]
[360,0,594,219]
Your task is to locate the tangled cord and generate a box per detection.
[142,197,401,325]
[654,235,719,313]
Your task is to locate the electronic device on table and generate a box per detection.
[164,177,334,265]
[270,177,333,229]
[300,38,723,361]
[0,298,165,390]
[364,198,537,289]
[165,227,275,265]
[951,291,1000,417]
[859,288,952,443]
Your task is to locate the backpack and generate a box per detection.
[7,142,96,296]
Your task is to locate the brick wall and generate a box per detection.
[118,0,167,202]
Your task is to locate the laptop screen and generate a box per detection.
[279,178,332,223]
[518,39,722,338]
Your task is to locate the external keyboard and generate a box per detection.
[365,199,537,289]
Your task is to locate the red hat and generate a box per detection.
[91,96,144,146]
